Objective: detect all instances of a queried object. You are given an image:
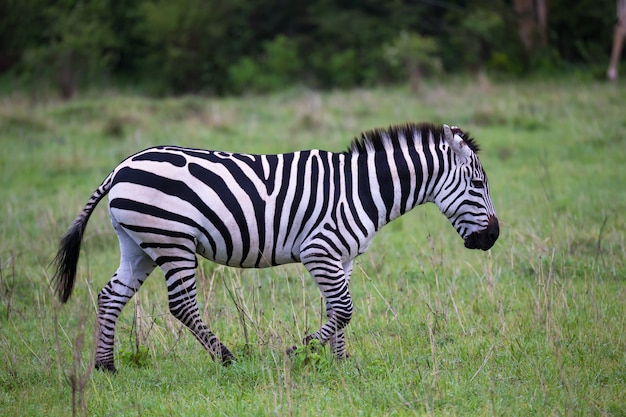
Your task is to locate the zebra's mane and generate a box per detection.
[347,122,479,155]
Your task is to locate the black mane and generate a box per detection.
[347,122,479,154]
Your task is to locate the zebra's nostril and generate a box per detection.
[487,216,499,243]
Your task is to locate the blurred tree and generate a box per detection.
[0,0,622,96]
[137,0,221,94]
[548,0,614,66]
[459,8,507,73]
[383,32,441,91]
[0,0,48,72]
[107,0,146,79]
[228,35,303,93]
[441,1,525,76]
[136,0,306,94]
[21,0,119,99]
[304,0,430,87]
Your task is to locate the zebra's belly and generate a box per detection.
[195,239,300,268]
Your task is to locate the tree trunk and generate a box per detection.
[536,0,548,46]
[56,51,80,100]
[607,0,626,81]
[514,0,548,52]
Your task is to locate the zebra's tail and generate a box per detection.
[52,172,114,303]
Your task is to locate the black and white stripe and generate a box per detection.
[52,122,499,371]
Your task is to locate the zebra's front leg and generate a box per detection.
[327,260,354,358]
[298,254,353,359]
[327,316,347,359]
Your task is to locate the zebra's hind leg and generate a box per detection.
[158,257,235,366]
[95,224,156,372]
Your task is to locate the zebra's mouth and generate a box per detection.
[464,216,499,251]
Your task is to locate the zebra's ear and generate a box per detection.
[443,124,472,162]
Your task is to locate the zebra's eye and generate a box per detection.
[471,179,484,189]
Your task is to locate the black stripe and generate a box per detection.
[281,151,308,247]
[389,139,411,215]
[407,141,424,208]
[342,155,368,237]
[164,266,196,279]
[421,131,435,200]
[155,255,193,265]
[132,151,187,167]
[272,153,295,263]
[140,242,195,252]
[356,153,379,228]
[118,223,196,241]
[175,148,219,160]
[321,153,343,226]
[262,154,280,195]
[374,151,395,224]
[429,139,445,195]
[111,198,193,225]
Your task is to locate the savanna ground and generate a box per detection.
[1,78,625,416]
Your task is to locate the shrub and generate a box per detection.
[228,35,303,93]
[383,32,442,91]
[21,0,119,99]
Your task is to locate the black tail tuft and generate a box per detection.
[52,217,87,303]
[52,171,113,303]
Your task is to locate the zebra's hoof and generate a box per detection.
[221,353,235,366]
[94,361,117,373]
[286,345,298,356]
[214,344,235,366]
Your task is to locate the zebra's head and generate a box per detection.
[435,125,499,251]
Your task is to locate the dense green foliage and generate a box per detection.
[0,0,618,96]
[1,79,625,415]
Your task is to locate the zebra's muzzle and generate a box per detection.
[464,216,499,251]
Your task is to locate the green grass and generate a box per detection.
[1,79,625,416]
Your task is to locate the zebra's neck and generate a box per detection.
[349,140,444,231]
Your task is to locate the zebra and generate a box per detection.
[52,122,499,372]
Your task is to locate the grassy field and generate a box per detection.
[1,78,625,416]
